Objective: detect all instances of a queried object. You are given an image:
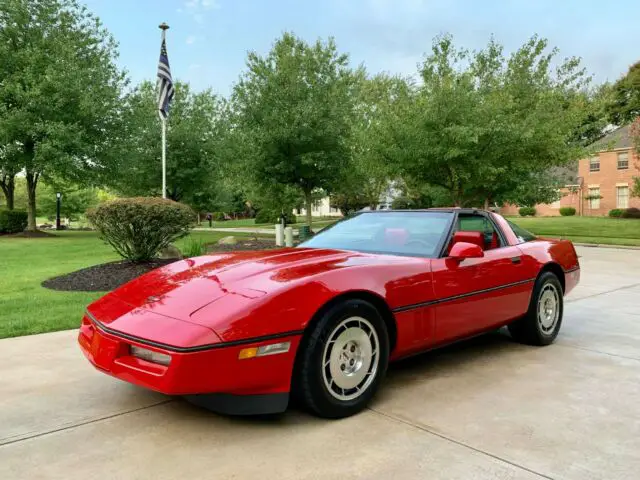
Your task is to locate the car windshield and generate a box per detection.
[299,211,453,257]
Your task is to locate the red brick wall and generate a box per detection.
[500,187,579,217]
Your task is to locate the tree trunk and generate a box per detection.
[304,188,313,229]
[483,198,490,211]
[0,173,15,210]
[25,170,39,231]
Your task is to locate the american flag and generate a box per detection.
[157,37,174,119]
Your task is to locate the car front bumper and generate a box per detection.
[78,314,302,415]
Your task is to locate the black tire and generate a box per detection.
[294,299,390,419]
[508,271,563,346]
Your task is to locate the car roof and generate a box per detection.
[360,208,489,215]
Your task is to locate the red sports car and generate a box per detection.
[79,209,580,418]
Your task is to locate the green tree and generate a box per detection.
[607,61,640,125]
[333,73,408,210]
[0,0,127,230]
[502,171,563,208]
[631,118,640,197]
[37,181,100,223]
[113,81,226,210]
[571,84,614,147]
[232,32,354,227]
[382,35,589,208]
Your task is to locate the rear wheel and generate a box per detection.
[295,299,389,419]
[508,271,563,346]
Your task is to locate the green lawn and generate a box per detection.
[0,230,261,339]
[509,216,640,246]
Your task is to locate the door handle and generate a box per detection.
[511,256,522,264]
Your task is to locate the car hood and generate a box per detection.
[107,247,369,324]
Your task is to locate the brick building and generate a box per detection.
[579,124,639,215]
[501,124,639,216]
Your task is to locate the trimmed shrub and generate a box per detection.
[391,196,413,209]
[0,209,28,234]
[621,207,640,219]
[608,209,624,218]
[518,207,536,217]
[559,207,576,217]
[87,197,195,262]
[255,209,297,225]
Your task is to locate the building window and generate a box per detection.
[617,186,629,208]
[589,157,600,172]
[617,152,629,170]
[588,187,600,209]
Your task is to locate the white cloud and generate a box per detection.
[183,0,220,24]
[186,35,197,45]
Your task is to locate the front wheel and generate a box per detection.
[508,271,563,346]
[295,299,390,419]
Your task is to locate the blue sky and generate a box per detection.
[84,0,639,96]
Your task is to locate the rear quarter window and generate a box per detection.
[507,221,537,243]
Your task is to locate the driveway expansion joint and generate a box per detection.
[367,406,556,480]
[0,399,174,448]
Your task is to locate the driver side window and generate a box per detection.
[457,215,503,250]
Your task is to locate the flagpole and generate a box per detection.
[159,22,169,199]
[161,116,167,199]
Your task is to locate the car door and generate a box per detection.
[431,213,534,344]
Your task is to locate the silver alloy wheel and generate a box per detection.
[537,283,560,334]
[322,316,380,401]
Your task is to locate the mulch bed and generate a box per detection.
[42,259,176,292]
[2,230,57,238]
[206,238,283,252]
[41,238,292,293]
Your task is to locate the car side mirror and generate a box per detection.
[449,241,484,261]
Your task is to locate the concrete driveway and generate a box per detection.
[1,246,639,480]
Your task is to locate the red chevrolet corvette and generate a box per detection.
[79,209,580,418]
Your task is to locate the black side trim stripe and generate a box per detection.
[86,311,304,353]
[392,278,536,313]
[564,266,580,274]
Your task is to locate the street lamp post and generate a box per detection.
[56,192,62,230]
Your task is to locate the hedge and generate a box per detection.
[559,207,576,216]
[0,209,28,234]
[621,207,640,219]
[608,209,624,218]
[87,197,195,262]
[518,207,536,217]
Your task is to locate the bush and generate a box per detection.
[559,207,576,217]
[621,207,640,219]
[608,209,624,218]
[391,196,413,209]
[254,209,297,225]
[0,209,28,234]
[87,197,195,262]
[518,207,536,217]
[211,212,225,221]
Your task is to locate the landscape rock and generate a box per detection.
[218,236,238,245]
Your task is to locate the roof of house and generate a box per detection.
[589,124,633,152]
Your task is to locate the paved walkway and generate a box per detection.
[194,226,278,235]
[1,246,639,479]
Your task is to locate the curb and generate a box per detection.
[573,242,640,250]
